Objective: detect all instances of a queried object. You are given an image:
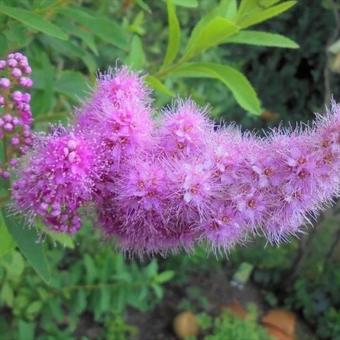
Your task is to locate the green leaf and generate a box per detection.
[48,232,74,249]
[169,62,262,115]
[56,17,98,55]
[238,0,281,14]
[84,254,96,284]
[3,210,51,284]
[173,0,198,7]
[2,250,25,280]
[87,16,129,50]
[0,282,14,306]
[3,24,32,48]
[40,35,97,73]
[74,290,87,315]
[61,8,129,50]
[54,70,88,100]
[232,262,254,284]
[236,1,297,28]
[152,284,164,299]
[184,1,240,58]
[99,287,111,314]
[26,301,43,318]
[155,270,175,283]
[0,212,15,257]
[30,50,54,116]
[0,34,8,55]
[129,11,146,35]
[145,260,158,277]
[163,0,181,66]
[73,289,87,315]
[127,35,146,69]
[145,75,174,97]
[37,222,74,249]
[223,0,238,19]
[48,298,64,321]
[18,320,35,340]
[183,17,239,61]
[136,0,152,13]
[225,30,299,48]
[0,4,68,40]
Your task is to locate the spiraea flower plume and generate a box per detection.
[12,128,99,233]
[0,52,33,179]
[10,61,340,255]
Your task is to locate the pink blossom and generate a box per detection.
[12,129,98,233]
[157,100,212,157]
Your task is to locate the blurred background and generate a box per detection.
[0,0,339,339]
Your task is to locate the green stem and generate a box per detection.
[0,194,10,206]
[153,60,186,80]
[153,50,199,80]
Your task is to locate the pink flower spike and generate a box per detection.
[19,77,33,88]
[0,78,10,88]
[158,100,213,157]
[7,58,17,68]
[11,68,22,78]
[0,60,6,69]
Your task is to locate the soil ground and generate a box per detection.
[126,267,317,340]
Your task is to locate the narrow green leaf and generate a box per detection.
[173,0,198,8]
[163,0,181,66]
[87,16,129,50]
[128,35,146,69]
[0,212,15,257]
[145,260,158,277]
[74,290,87,315]
[183,17,239,60]
[169,62,262,115]
[54,70,88,100]
[2,251,25,279]
[48,298,64,321]
[225,30,299,48]
[61,8,129,50]
[3,210,51,284]
[236,1,297,28]
[38,222,75,249]
[0,4,68,40]
[136,0,152,13]
[155,270,175,283]
[0,282,13,306]
[84,254,96,284]
[26,300,43,317]
[238,0,259,13]
[152,284,164,299]
[224,0,238,19]
[56,17,98,55]
[145,75,174,97]
[186,0,240,48]
[99,287,111,314]
[185,7,225,53]
[30,50,54,116]
[238,0,281,15]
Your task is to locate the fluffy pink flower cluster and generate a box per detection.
[0,52,33,179]
[12,128,98,233]
[12,66,340,255]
